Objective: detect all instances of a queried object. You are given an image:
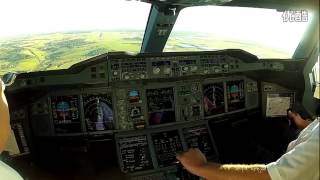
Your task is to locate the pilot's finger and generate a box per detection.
[288,110,297,118]
[176,151,183,161]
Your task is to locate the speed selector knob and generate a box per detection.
[153,67,161,74]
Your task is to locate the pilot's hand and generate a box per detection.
[1,79,5,92]
[176,148,207,176]
[288,110,309,130]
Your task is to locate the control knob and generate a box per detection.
[113,71,118,76]
[182,66,189,72]
[123,74,130,80]
[153,67,161,75]
[140,73,146,79]
[214,68,221,73]
[190,66,198,72]
[163,67,171,75]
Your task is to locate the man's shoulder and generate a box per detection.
[0,160,23,180]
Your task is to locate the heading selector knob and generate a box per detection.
[153,67,161,75]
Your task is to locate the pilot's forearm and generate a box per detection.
[0,91,10,151]
[195,163,271,180]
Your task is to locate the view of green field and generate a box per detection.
[0,31,289,75]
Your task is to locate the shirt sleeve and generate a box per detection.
[266,126,319,180]
[0,161,23,180]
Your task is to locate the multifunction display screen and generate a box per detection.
[118,135,153,172]
[226,80,245,111]
[203,82,225,116]
[146,87,176,125]
[83,94,113,131]
[51,95,81,133]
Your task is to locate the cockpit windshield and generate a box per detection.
[0,0,150,74]
[0,1,314,75]
[165,6,312,59]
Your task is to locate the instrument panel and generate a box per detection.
[6,50,298,179]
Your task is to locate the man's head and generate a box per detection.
[0,79,11,153]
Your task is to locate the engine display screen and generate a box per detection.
[118,135,153,172]
[146,87,176,125]
[203,82,225,116]
[183,126,215,158]
[226,80,245,111]
[151,130,183,167]
[83,94,113,131]
[51,95,81,133]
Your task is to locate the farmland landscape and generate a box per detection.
[0,30,289,75]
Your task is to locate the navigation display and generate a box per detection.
[151,130,183,167]
[266,93,294,117]
[226,80,245,111]
[183,126,215,158]
[83,94,113,131]
[146,87,176,125]
[203,82,225,116]
[51,95,81,133]
[118,135,153,173]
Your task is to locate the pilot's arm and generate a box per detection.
[0,80,24,180]
[177,115,319,180]
[177,148,271,180]
[0,79,11,152]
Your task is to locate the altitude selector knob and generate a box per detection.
[163,67,171,74]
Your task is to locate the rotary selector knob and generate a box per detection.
[182,66,189,72]
[222,64,229,68]
[190,66,198,72]
[153,67,161,75]
[140,73,146,79]
[214,68,221,73]
[163,67,171,74]
[124,74,130,80]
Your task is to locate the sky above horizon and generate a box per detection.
[0,0,313,53]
